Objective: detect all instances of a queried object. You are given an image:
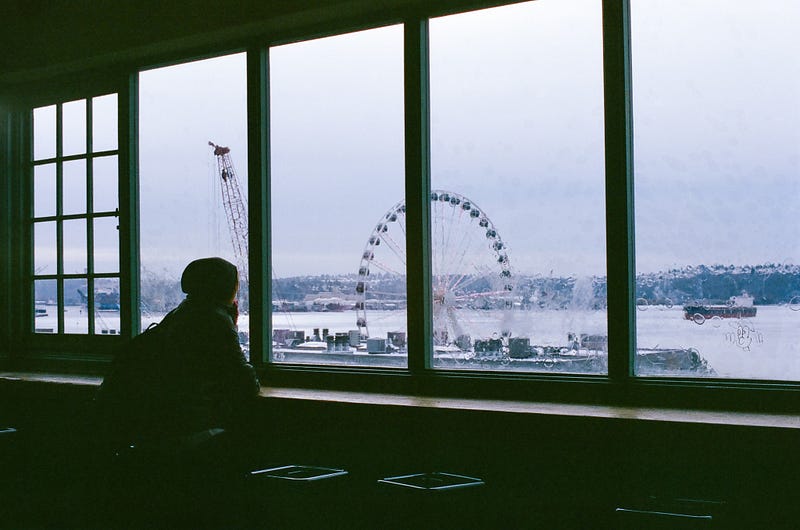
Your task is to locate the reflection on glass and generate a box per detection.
[62,159,87,215]
[94,277,121,335]
[62,99,87,157]
[34,221,57,275]
[429,0,607,373]
[34,164,57,218]
[632,0,800,381]
[33,105,57,161]
[139,53,249,345]
[93,155,118,213]
[94,216,119,273]
[34,279,57,334]
[64,278,89,334]
[63,219,87,274]
[270,25,405,367]
[92,94,118,152]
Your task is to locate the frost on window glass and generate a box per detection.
[632,0,800,380]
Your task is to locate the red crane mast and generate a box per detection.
[209,141,249,284]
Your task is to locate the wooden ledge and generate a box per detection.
[262,388,800,430]
[2,372,797,430]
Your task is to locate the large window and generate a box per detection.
[632,0,800,380]
[269,26,405,366]
[31,94,120,335]
[139,54,249,343]
[429,0,607,372]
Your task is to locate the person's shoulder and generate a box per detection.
[167,299,236,335]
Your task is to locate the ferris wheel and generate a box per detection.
[355,190,515,355]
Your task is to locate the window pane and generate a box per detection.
[63,218,87,274]
[95,278,121,335]
[34,279,57,334]
[429,0,607,372]
[632,0,800,380]
[62,99,87,156]
[270,25,405,366]
[92,94,118,152]
[139,53,249,346]
[94,216,119,273]
[33,105,56,161]
[34,221,57,275]
[63,159,87,215]
[93,155,118,213]
[34,164,56,218]
[64,278,88,334]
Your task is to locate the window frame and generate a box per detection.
[3,72,134,359]
[31,98,122,336]
[0,0,798,413]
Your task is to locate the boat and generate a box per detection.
[683,294,756,321]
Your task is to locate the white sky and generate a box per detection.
[130,0,800,279]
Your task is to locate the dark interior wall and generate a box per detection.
[3,0,307,74]
[4,0,510,85]
[1,380,797,528]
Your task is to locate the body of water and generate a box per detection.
[34,305,800,381]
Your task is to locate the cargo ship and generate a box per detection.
[683,294,756,321]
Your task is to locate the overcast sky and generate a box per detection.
[130,0,799,279]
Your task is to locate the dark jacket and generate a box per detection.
[96,297,260,445]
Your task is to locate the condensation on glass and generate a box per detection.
[429,0,608,373]
[31,94,121,335]
[138,53,250,349]
[632,0,800,380]
[269,25,406,367]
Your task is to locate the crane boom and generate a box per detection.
[209,141,249,284]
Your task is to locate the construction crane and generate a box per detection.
[209,141,249,285]
[210,141,298,337]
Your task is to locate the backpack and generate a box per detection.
[94,318,175,444]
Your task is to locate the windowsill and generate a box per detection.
[1,371,798,431]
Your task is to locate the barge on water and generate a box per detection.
[683,294,756,322]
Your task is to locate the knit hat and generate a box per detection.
[180,257,239,303]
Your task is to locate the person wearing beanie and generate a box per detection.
[96,257,260,448]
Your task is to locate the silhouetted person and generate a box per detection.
[96,257,260,451]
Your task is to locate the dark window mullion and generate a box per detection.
[119,77,140,339]
[21,111,34,338]
[87,97,95,334]
[602,0,635,381]
[404,19,433,373]
[56,103,65,334]
[247,47,269,368]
